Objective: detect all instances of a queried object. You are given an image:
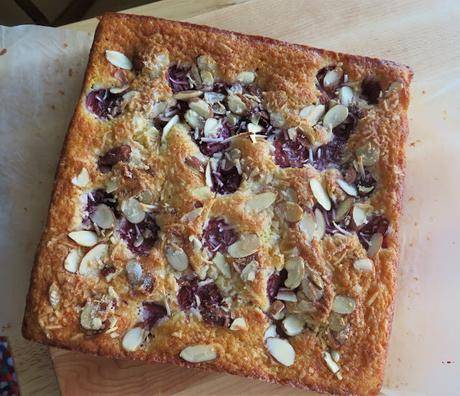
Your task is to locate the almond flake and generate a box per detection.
[310,179,331,211]
[105,50,133,70]
[332,295,356,314]
[80,301,104,330]
[121,198,145,224]
[227,94,247,115]
[323,104,348,129]
[165,245,189,272]
[282,202,303,223]
[352,205,367,226]
[200,70,214,86]
[323,69,342,88]
[180,345,217,363]
[282,315,304,336]
[205,161,213,187]
[213,252,231,278]
[339,86,354,106]
[240,260,258,282]
[173,90,203,100]
[323,351,340,374]
[353,258,374,272]
[299,212,316,242]
[276,289,297,302]
[64,249,82,273]
[126,260,143,284]
[162,114,179,142]
[284,256,305,289]
[68,230,98,247]
[79,244,108,277]
[331,350,341,363]
[270,112,285,127]
[228,233,260,258]
[367,233,383,258]
[71,168,90,187]
[151,101,168,118]
[110,85,129,94]
[335,198,353,222]
[181,208,203,222]
[355,143,380,166]
[248,123,263,134]
[264,324,278,339]
[204,92,225,104]
[314,208,326,240]
[122,327,145,352]
[230,317,248,331]
[266,337,295,366]
[184,109,205,129]
[299,104,325,126]
[90,204,115,229]
[189,99,211,119]
[337,179,357,197]
[203,118,219,137]
[48,283,60,309]
[236,71,256,84]
[246,192,276,212]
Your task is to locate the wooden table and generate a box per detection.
[13,0,460,394]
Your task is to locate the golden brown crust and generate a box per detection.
[23,12,412,396]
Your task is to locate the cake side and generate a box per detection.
[23,12,412,396]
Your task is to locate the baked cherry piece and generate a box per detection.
[202,218,238,257]
[142,302,167,328]
[97,144,131,173]
[86,89,123,119]
[210,158,242,195]
[267,269,288,303]
[273,131,309,168]
[118,213,159,256]
[361,77,382,104]
[167,64,193,93]
[357,215,389,249]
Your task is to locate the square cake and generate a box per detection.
[23,13,412,396]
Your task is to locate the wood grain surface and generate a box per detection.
[37,0,460,394]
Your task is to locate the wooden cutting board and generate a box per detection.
[51,0,460,395]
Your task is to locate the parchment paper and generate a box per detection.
[0,23,459,396]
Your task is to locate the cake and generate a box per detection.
[23,12,413,396]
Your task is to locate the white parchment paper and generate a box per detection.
[0,24,459,396]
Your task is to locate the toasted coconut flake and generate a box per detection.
[355,142,380,166]
[266,338,295,366]
[68,230,98,247]
[180,345,217,363]
[310,179,331,211]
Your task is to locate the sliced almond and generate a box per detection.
[227,94,247,115]
[205,161,213,188]
[331,350,341,363]
[173,90,203,100]
[230,317,248,331]
[240,260,258,282]
[105,50,132,70]
[299,212,316,242]
[236,71,256,84]
[122,327,145,352]
[189,99,211,119]
[332,296,356,314]
[64,249,82,273]
[71,168,90,187]
[197,55,218,73]
[203,118,219,137]
[80,302,104,330]
[270,112,285,127]
[353,258,374,272]
[335,198,353,222]
[248,123,263,134]
[282,315,304,336]
[269,300,286,320]
[212,252,231,278]
[246,192,276,212]
[200,70,214,86]
[121,198,145,224]
[314,208,326,240]
[284,256,305,289]
[180,345,217,363]
[323,351,340,374]
[367,233,383,258]
[356,143,380,166]
[151,101,168,118]
[110,85,129,94]
[165,245,189,272]
[68,230,98,247]
[352,205,367,226]
[339,86,354,106]
[162,114,179,142]
[181,208,203,222]
[282,202,303,223]
[276,289,297,302]
[323,104,348,129]
[323,69,342,88]
[79,244,108,277]
[264,324,278,339]
[299,104,325,126]
[204,92,225,104]
[310,179,331,211]
[49,283,60,309]
[185,109,205,129]
[228,234,260,258]
[90,204,115,229]
[126,260,143,284]
[265,337,295,366]
[337,179,357,197]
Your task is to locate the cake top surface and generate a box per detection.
[24,13,412,396]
